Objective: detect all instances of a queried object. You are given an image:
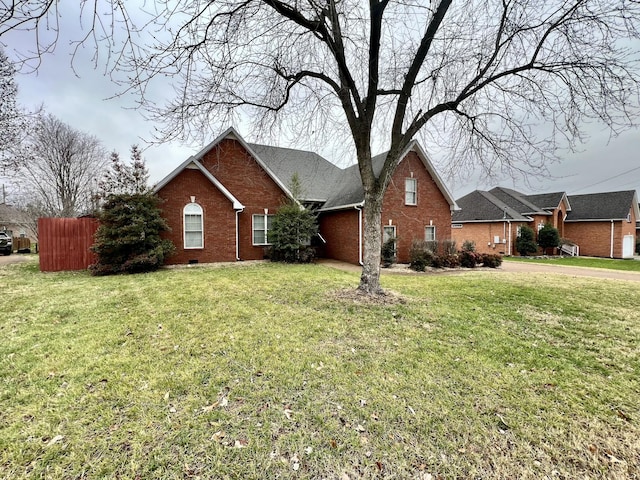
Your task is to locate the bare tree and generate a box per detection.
[11,113,108,217]
[0,47,24,170]
[3,1,639,293]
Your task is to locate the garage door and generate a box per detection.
[622,235,634,259]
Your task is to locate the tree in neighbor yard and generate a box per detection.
[0,47,24,171]
[10,113,108,217]
[4,1,640,293]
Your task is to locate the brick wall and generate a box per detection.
[157,168,238,264]
[451,221,526,255]
[319,209,361,264]
[201,139,289,261]
[157,139,288,264]
[381,151,452,263]
[564,219,637,258]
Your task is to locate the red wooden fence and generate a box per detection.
[38,217,99,272]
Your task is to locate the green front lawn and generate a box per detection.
[1,259,638,479]
[505,255,640,272]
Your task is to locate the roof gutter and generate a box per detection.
[318,201,365,213]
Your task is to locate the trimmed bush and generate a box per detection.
[409,240,433,271]
[481,253,503,268]
[440,253,460,268]
[459,250,479,268]
[381,237,397,268]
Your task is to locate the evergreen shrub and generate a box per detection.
[381,237,397,267]
[90,194,175,275]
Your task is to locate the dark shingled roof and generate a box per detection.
[452,190,531,222]
[157,127,456,212]
[454,186,638,224]
[247,143,343,202]
[320,151,387,210]
[566,190,637,221]
[524,192,567,210]
[488,187,549,215]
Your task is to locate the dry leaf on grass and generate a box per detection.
[46,435,64,447]
[234,438,248,448]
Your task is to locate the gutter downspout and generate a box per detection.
[235,208,244,261]
[610,220,614,258]
[355,205,363,266]
[507,221,512,256]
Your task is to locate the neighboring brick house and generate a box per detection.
[563,191,638,259]
[0,203,37,242]
[153,127,458,265]
[452,187,638,258]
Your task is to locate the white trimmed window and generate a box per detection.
[253,214,274,245]
[184,203,204,249]
[405,178,417,205]
[425,225,436,242]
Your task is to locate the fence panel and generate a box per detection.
[13,237,31,252]
[38,218,99,272]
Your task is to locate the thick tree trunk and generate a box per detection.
[358,190,384,295]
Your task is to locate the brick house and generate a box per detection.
[452,187,638,258]
[153,127,458,265]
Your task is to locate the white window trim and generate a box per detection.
[405,178,417,206]
[425,225,436,242]
[252,213,274,246]
[184,203,204,249]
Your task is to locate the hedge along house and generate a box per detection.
[153,127,458,265]
[452,187,638,258]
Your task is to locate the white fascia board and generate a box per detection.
[404,141,460,211]
[152,156,244,210]
[152,155,199,193]
[190,159,245,210]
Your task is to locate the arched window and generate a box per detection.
[184,203,203,249]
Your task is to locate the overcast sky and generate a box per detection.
[3,6,639,201]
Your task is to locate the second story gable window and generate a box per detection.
[405,178,417,205]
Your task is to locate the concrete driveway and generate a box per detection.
[498,260,640,282]
[0,254,31,267]
[318,258,640,282]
